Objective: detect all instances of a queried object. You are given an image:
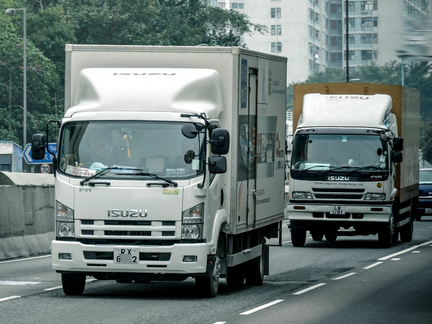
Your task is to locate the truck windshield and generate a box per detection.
[58,121,205,179]
[290,133,388,171]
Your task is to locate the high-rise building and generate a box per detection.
[209,0,430,84]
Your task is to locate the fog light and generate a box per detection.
[183,255,197,262]
[59,253,72,260]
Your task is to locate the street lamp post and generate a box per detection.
[5,8,27,148]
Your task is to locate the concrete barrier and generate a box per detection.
[0,172,55,260]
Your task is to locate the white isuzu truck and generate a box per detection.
[287,83,419,247]
[31,45,287,297]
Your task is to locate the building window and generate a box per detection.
[330,52,338,62]
[361,34,373,44]
[349,35,355,44]
[348,18,355,27]
[361,1,373,11]
[348,2,355,11]
[373,17,378,27]
[271,42,282,53]
[271,8,281,18]
[361,50,372,60]
[271,25,282,35]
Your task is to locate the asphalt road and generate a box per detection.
[1,218,432,324]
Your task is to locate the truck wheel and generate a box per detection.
[226,264,244,288]
[245,243,265,286]
[62,273,86,296]
[400,218,413,242]
[311,232,323,241]
[196,256,220,298]
[325,231,337,243]
[378,213,397,248]
[291,229,306,247]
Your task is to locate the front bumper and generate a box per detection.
[52,240,210,275]
[287,203,392,223]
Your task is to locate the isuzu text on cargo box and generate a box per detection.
[31,45,287,297]
[287,83,419,248]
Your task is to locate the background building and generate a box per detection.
[209,0,430,84]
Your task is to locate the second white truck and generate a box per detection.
[287,83,419,247]
[32,45,287,297]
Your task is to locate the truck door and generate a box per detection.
[247,69,258,226]
[237,67,258,229]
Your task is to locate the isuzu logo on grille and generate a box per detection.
[107,209,148,217]
[327,176,349,181]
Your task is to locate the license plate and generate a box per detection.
[330,206,346,215]
[114,248,139,264]
[426,208,432,214]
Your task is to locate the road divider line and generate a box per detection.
[332,272,356,280]
[378,240,432,260]
[363,262,383,269]
[0,255,51,264]
[44,286,63,291]
[391,258,401,261]
[0,296,21,302]
[293,283,326,295]
[240,299,284,315]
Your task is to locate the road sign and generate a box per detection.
[23,143,57,164]
[40,163,51,173]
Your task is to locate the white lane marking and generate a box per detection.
[332,272,356,280]
[0,296,21,302]
[378,240,432,261]
[212,322,226,324]
[240,299,285,315]
[0,255,51,264]
[391,258,401,261]
[363,262,383,270]
[0,280,41,286]
[293,283,326,296]
[44,286,62,291]
[412,251,421,253]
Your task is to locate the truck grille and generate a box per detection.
[312,188,365,200]
[78,219,179,239]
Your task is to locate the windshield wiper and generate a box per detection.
[346,164,383,174]
[80,167,136,186]
[133,172,178,187]
[297,164,331,173]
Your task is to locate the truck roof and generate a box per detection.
[298,93,393,128]
[65,68,223,119]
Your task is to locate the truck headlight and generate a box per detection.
[56,201,75,238]
[292,192,313,200]
[365,193,386,201]
[182,203,203,240]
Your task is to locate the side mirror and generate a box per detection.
[393,137,403,151]
[210,129,229,155]
[181,124,199,139]
[31,134,46,160]
[392,151,403,163]
[208,156,227,174]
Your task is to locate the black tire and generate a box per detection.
[378,212,397,248]
[196,256,220,298]
[226,264,244,288]
[245,243,265,286]
[325,231,337,243]
[311,232,324,241]
[291,228,306,247]
[62,273,86,296]
[400,218,413,242]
